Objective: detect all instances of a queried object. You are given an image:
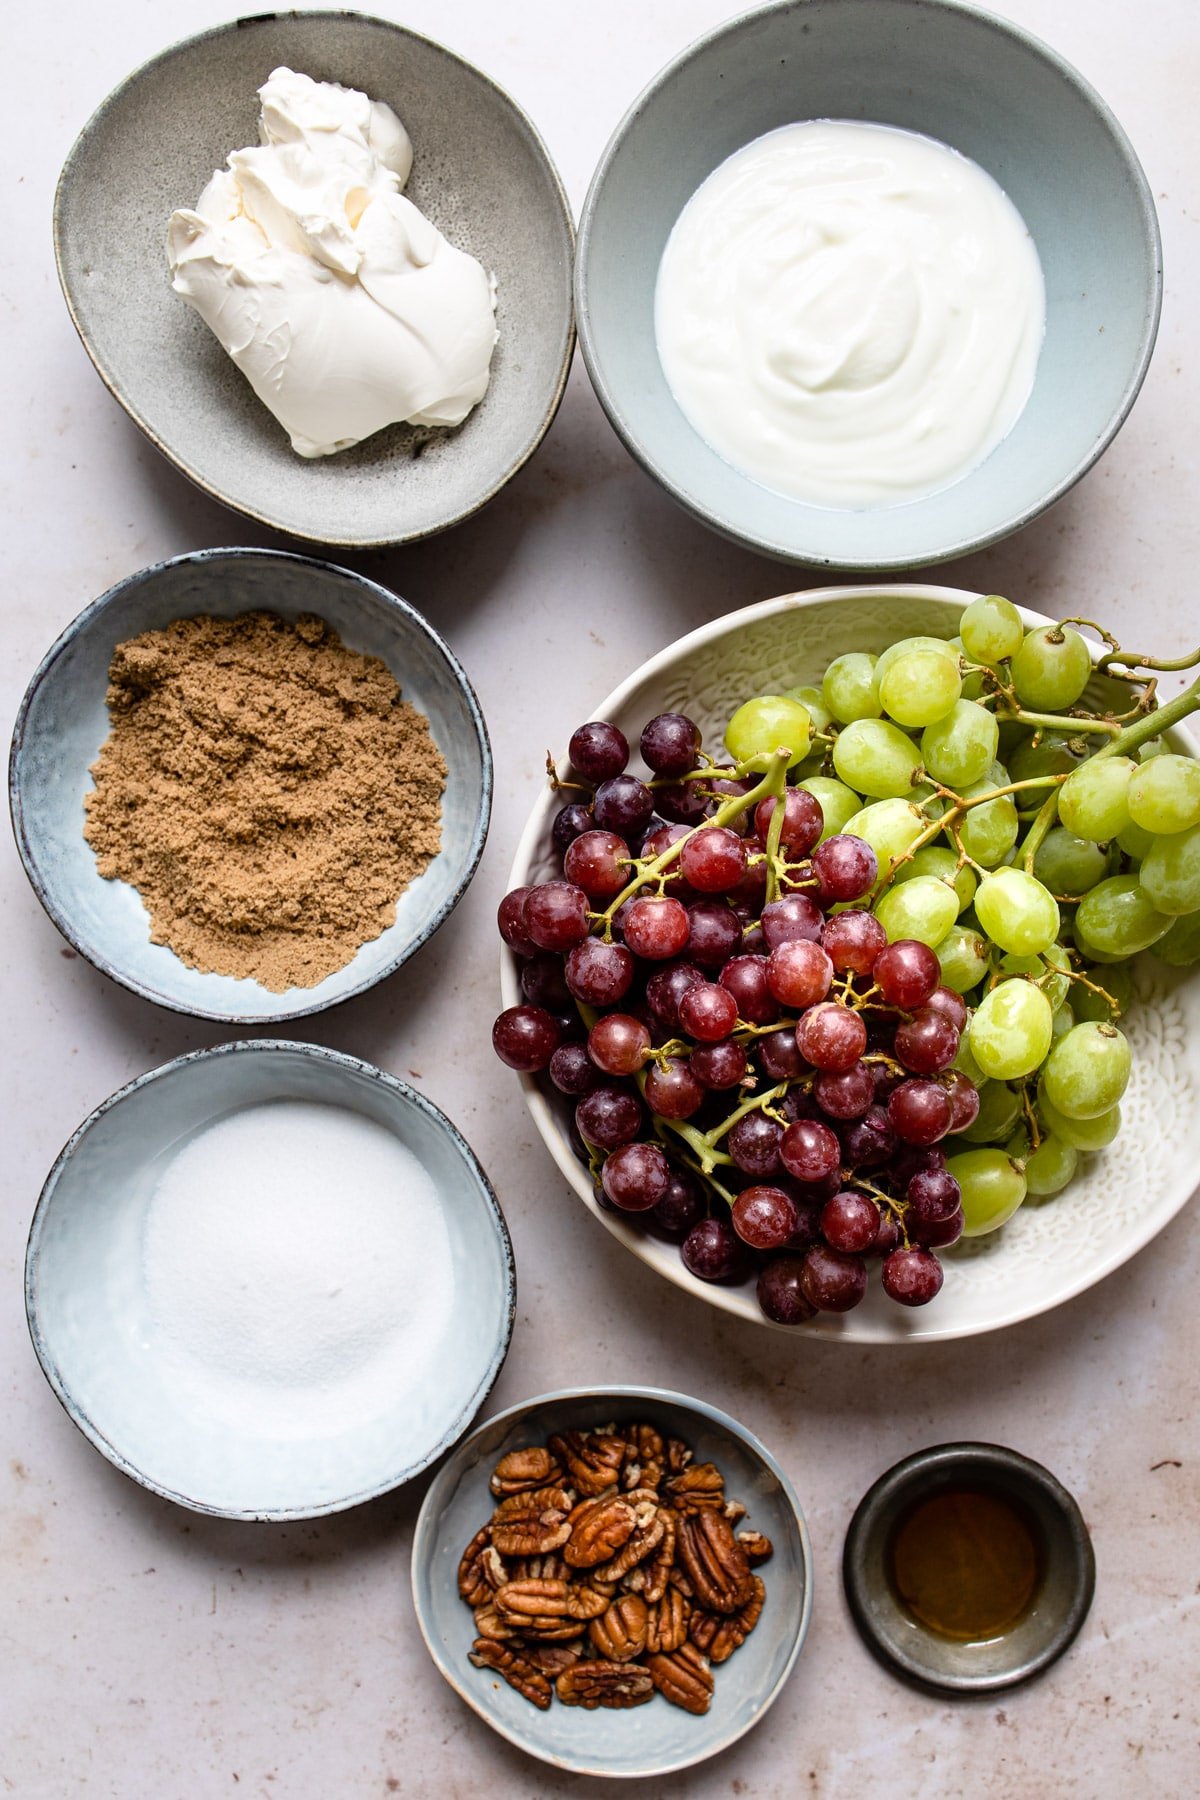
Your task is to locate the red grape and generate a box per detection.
[759,1028,807,1081]
[644,1058,705,1120]
[524,881,590,952]
[813,1062,875,1119]
[754,789,823,856]
[678,982,739,1042]
[565,937,635,1006]
[681,826,748,894]
[811,834,878,903]
[780,1118,841,1183]
[588,1013,651,1077]
[822,910,887,975]
[564,829,630,901]
[689,1039,748,1090]
[732,1184,799,1249]
[656,782,710,825]
[799,1244,868,1312]
[820,1190,881,1254]
[766,940,834,1008]
[575,1086,643,1149]
[685,900,744,968]
[641,712,701,776]
[881,1247,944,1305]
[888,1079,953,1146]
[870,1209,904,1256]
[622,895,691,960]
[602,1142,670,1212]
[761,893,823,950]
[552,802,593,854]
[719,955,778,1026]
[569,720,628,783]
[894,1008,960,1075]
[492,1005,562,1072]
[594,775,655,837]
[926,986,968,1031]
[648,1169,706,1240]
[498,887,537,957]
[909,1208,965,1249]
[905,1168,962,1222]
[945,1071,981,1133]
[520,952,573,1011]
[548,1042,599,1096]
[756,1258,818,1324]
[842,1104,897,1169]
[645,960,704,1026]
[728,1113,784,1176]
[682,1218,749,1283]
[874,939,940,1009]
[795,1002,868,1073]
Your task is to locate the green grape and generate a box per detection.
[784,684,833,736]
[1126,754,1200,834]
[910,782,950,819]
[1036,1082,1122,1150]
[725,695,812,769]
[974,867,1060,955]
[800,776,861,842]
[995,944,1071,1013]
[1008,1131,1079,1197]
[1072,963,1133,1023]
[874,635,957,684]
[832,719,923,799]
[947,1148,1027,1237]
[1010,625,1093,711]
[1009,732,1088,801]
[960,1079,1023,1144]
[938,924,990,994]
[959,594,1024,665]
[1140,825,1200,915]
[957,779,1019,867]
[1152,910,1200,967]
[1058,755,1135,841]
[878,649,961,729]
[1041,1021,1131,1118]
[952,1033,986,1084]
[842,799,927,870]
[821,653,881,724]
[1138,736,1167,761]
[1033,828,1109,896]
[1117,818,1156,860]
[1051,1001,1077,1041]
[893,844,976,912]
[969,978,1054,1080]
[920,699,999,787]
[1075,873,1173,955]
[873,876,959,949]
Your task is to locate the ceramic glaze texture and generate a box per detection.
[25,1042,516,1519]
[411,1388,812,1778]
[54,12,575,546]
[504,587,1200,1343]
[9,550,491,1023]
[576,0,1161,568]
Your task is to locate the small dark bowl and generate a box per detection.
[843,1442,1095,1695]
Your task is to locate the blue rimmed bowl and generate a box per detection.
[412,1385,812,1778]
[576,0,1162,569]
[9,547,491,1023]
[26,1040,516,1520]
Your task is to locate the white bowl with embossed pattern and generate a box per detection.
[504,586,1200,1342]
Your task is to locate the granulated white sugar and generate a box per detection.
[142,1099,454,1436]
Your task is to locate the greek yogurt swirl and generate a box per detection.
[655,120,1045,509]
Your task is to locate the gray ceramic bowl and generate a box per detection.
[26,1041,516,1520]
[412,1386,812,1778]
[576,0,1162,569]
[842,1442,1095,1694]
[54,11,574,547]
[9,548,491,1023]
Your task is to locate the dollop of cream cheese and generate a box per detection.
[655,120,1046,509]
[167,68,498,456]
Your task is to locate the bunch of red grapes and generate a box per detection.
[492,713,982,1324]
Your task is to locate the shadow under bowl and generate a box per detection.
[842,1441,1095,1694]
[26,1040,516,1520]
[9,547,492,1024]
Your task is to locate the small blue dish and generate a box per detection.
[26,1040,516,1520]
[576,0,1162,569]
[9,548,491,1023]
[412,1386,812,1778]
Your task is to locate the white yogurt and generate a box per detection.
[654,120,1046,509]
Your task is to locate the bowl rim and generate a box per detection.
[24,1038,518,1522]
[841,1439,1095,1693]
[503,580,1200,1343]
[8,544,493,1025]
[410,1382,814,1777]
[52,7,577,549]
[575,0,1164,571]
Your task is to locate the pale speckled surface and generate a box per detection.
[3,2,1199,1797]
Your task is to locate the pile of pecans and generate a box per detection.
[458,1421,772,1716]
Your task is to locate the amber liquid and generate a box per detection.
[887,1486,1043,1643]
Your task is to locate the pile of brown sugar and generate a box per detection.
[84,610,447,992]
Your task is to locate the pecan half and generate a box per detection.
[496,1579,608,1632]
[522,1640,583,1677]
[588,1594,648,1662]
[592,1499,664,1583]
[457,1527,495,1607]
[666,1436,693,1475]
[555,1661,655,1710]
[564,1495,637,1569]
[635,1507,676,1604]
[509,1553,570,1584]
[645,1587,690,1654]
[473,1602,520,1643]
[688,1575,765,1663]
[490,1447,563,1497]
[676,1510,754,1615]
[647,1642,714,1715]
[548,1430,627,1497]
[737,1529,774,1566]
[664,1463,726,1513]
[468,1638,552,1710]
[490,1487,573,1558]
[621,1423,665,1492]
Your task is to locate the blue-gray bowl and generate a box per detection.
[576,0,1162,570]
[9,548,491,1023]
[412,1386,812,1778]
[54,10,574,548]
[26,1041,516,1520]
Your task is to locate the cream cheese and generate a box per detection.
[655,120,1045,509]
[167,67,498,457]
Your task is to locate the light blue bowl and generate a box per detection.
[576,0,1162,569]
[26,1041,516,1520]
[9,548,491,1022]
[412,1386,813,1778]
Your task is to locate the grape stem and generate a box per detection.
[1092,671,1200,762]
[1096,643,1200,677]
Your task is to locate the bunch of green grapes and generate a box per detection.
[726,593,1200,1238]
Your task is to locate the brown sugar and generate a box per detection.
[83,610,447,992]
